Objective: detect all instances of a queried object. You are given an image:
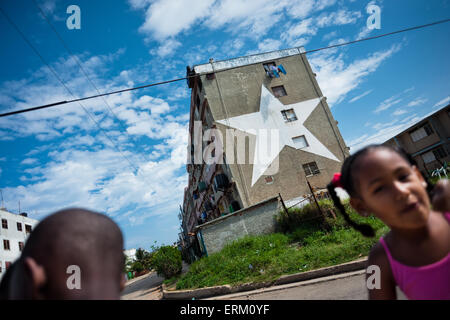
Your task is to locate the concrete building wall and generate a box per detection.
[196,196,281,255]
[383,105,450,174]
[0,209,39,280]
[198,52,348,207]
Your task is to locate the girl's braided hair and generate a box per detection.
[326,144,434,237]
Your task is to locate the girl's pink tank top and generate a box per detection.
[379,212,450,300]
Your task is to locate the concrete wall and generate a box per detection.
[384,106,450,173]
[199,52,348,207]
[196,196,281,255]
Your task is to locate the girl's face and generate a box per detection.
[349,148,431,230]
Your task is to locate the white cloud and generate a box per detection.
[0,51,191,227]
[407,97,428,107]
[322,30,338,41]
[131,0,340,45]
[348,116,421,152]
[128,0,152,10]
[348,89,373,103]
[287,0,337,19]
[374,95,403,113]
[309,43,401,106]
[282,18,318,44]
[433,96,450,108]
[316,9,361,27]
[204,0,286,38]
[150,39,182,57]
[138,0,214,40]
[21,158,39,165]
[392,109,407,116]
[257,39,283,52]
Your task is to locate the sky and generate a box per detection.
[0,0,449,251]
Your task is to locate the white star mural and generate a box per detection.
[217,85,340,187]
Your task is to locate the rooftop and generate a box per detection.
[192,47,306,74]
[382,102,450,143]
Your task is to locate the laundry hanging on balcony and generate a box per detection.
[264,64,287,78]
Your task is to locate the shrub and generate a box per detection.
[130,261,144,273]
[152,245,182,279]
[275,201,330,234]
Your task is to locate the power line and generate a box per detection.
[0,17,449,118]
[31,0,161,168]
[0,5,140,173]
[32,0,138,143]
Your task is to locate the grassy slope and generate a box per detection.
[175,205,389,290]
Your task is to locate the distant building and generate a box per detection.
[383,103,450,176]
[0,208,39,280]
[124,248,136,262]
[180,47,349,257]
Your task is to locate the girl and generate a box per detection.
[326,144,450,300]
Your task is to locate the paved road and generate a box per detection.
[207,270,408,300]
[121,267,407,300]
[121,271,164,300]
[121,262,190,300]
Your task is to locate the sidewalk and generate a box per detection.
[162,257,368,300]
[125,271,154,287]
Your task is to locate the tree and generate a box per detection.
[151,245,182,279]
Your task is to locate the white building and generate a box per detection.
[124,248,136,262]
[0,208,39,280]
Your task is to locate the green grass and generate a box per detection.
[175,206,389,290]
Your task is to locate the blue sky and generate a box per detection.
[0,0,449,250]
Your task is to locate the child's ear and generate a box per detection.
[349,197,371,217]
[23,257,47,299]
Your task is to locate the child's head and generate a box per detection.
[327,144,432,237]
[7,208,125,300]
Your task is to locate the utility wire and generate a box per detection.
[31,0,160,167]
[32,0,137,142]
[1,17,449,118]
[0,5,140,173]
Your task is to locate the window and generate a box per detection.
[281,109,297,122]
[19,242,24,251]
[3,240,10,251]
[272,85,287,98]
[303,162,320,176]
[206,73,215,80]
[25,224,32,234]
[422,147,448,164]
[410,123,433,142]
[433,146,447,159]
[5,262,11,270]
[1,219,7,229]
[265,176,274,184]
[263,62,276,71]
[292,135,308,148]
[422,151,436,164]
[17,222,22,232]
[0,265,2,273]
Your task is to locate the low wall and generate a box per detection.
[195,196,281,255]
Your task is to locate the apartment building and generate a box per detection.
[0,208,38,280]
[383,103,450,175]
[180,48,350,249]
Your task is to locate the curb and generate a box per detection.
[162,257,368,300]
